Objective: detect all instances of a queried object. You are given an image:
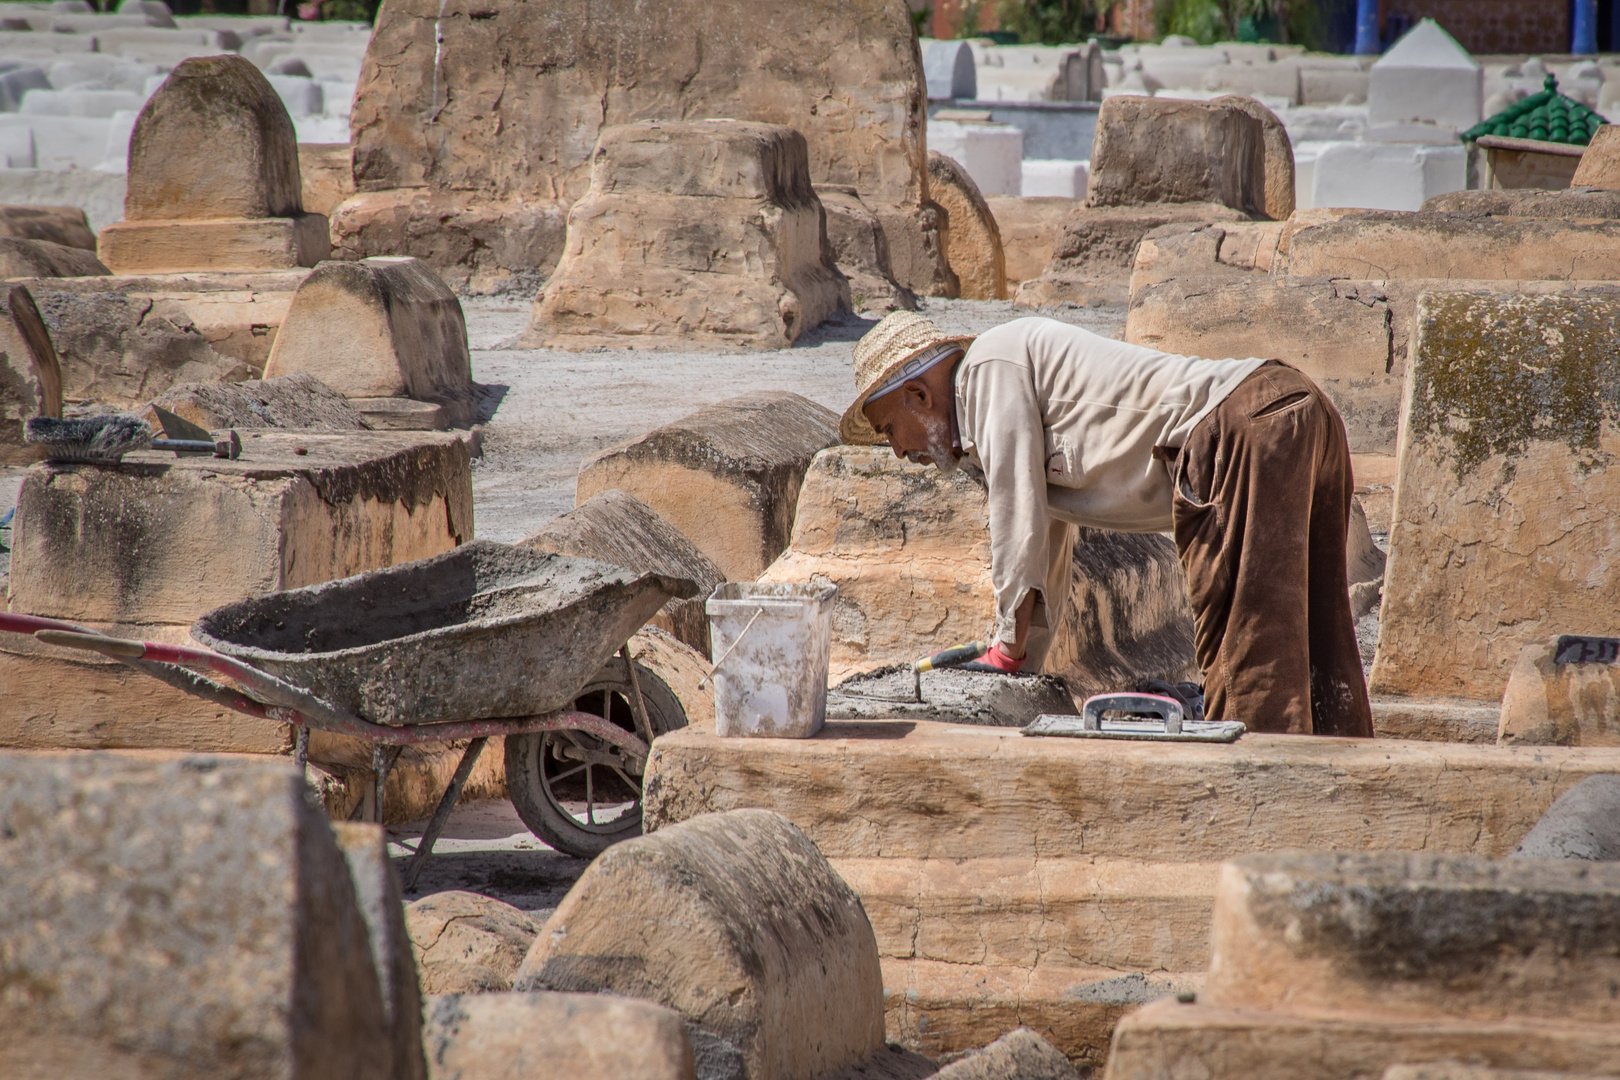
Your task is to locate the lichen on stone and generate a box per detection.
[1408,292,1620,484]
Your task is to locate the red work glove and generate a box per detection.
[980,642,1024,673]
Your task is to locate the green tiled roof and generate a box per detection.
[1462,75,1608,146]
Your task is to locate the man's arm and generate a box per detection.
[958,357,1051,661]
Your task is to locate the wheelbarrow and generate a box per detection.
[2,540,700,879]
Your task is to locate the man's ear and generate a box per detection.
[903,379,933,411]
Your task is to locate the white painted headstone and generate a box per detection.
[1310,140,1465,212]
[1368,18,1482,131]
[1020,158,1087,198]
[922,40,975,101]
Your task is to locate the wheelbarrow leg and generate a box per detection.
[373,744,405,824]
[294,727,309,772]
[404,736,487,891]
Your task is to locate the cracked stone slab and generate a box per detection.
[827,664,1077,727]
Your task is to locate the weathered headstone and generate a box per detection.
[341,0,950,295]
[1370,293,1620,705]
[516,809,886,1080]
[264,256,477,426]
[1368,18,1482,132]
[1215,95,1295,221]
[923,39,976,101]
[1498,637,1620,747]
[405,890,542,995]
[0,751,392,1080]
[521,489,726,657]
[421,992,697,1080]
[1085,96,1265,214]
[575,391,839,581]
[927,150,1007,301]
[97,55,329,273]
[0,286,62,465]
[523,120,849,350]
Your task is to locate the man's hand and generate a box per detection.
[980,642,1024,673]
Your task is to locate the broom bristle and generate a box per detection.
[25,414,154,462]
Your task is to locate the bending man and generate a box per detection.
[842,311,1372,737]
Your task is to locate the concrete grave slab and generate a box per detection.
[927,118,1023,198]
[1423,187,1620,218]
[1105,999,1620,1080]
[0,750,392,1080]
[98,55,328,273]
[524,120,850,351]
[1370,293,1620,704]
[928,150,1007,300]
[521,488,726,658]
[265,255,476,425]
[576,390,839,581]
[517,809,885,1080]
[421,992,696,1080]
[1278,212,1620,281]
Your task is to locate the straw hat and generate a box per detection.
[839,311,974,445]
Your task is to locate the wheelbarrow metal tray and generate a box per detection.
[192,540,698,726]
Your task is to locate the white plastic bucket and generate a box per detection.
[705,581,837,738]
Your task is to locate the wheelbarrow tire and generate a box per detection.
[503,658,687,859]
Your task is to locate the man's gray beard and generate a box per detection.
[920,413,960,475]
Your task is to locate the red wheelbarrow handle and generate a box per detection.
[3,613,649,761]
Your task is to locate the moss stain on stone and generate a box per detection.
[1409,293,1620,485]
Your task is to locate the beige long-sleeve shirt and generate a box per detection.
[954,317,1266,647]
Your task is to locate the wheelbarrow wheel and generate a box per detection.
[503,657,688,859]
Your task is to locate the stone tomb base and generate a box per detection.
[642,719,1620,1068]
[525,119,849,351]
[97,215,331,275]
